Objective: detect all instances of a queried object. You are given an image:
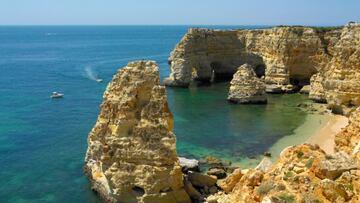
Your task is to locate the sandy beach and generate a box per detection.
[306,114,349,154]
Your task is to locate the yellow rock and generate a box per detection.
[84,61,190,203]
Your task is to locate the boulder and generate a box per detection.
[265,84,284,94]
[228,64,267,104]
[299,85,310,94]
[179,157,200,172]
[218,168,243,193]
[184,179,202,201]
[255,157,273,172]
[188,172,217,187]
[207,168,227,179]
[315,152,357,180]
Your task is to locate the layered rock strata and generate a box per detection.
[228,64,267,104]
[322,23,360,114]
[164,23,360,113]
[85,61,190,203]
[164,26,341,90]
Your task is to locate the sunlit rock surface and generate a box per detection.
[85,61,190,203]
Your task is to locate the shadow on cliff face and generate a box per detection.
[194,53,266,86]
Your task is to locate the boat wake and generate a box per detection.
[83,65,101,82]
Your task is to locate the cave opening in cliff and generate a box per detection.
[209,62,234,83]
[254,64,266,78]
[132,186,145,196]
[289,64,318,87]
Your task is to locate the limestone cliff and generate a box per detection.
[228,64,267,104]
[164,23,360,113]
[209,144,360,203]
[164,26,341,90]
[323,23,360,115]
[85,61,190,203]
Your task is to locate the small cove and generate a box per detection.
[168,82,328,168]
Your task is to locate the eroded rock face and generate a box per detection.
[323,23,360,114]
[165,23,360,112]
[335,107,360,162]
[164,26,341,89]
[228,64,267,104]
[85,61,190,203]
[309,73,327,103]
[209,144,360,203]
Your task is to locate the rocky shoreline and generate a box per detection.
[85,22,360,203]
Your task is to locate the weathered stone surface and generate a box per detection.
[218,168,243,193]
[228,64,267,104]
[210,144,360,203]
[315,152,358,180]
[320,179,350,202]
[84,61,190,203]
[188,172,217,187]
[165,26,341,90]
[165,23,360,111]
[323,23,360,114]
[309,73,327,102]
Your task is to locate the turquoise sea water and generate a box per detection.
[0,26,308,203]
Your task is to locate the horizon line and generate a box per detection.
[0,23,347,27]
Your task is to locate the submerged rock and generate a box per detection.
[84,61,190,203]
[228,64,267,104]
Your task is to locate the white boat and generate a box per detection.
[96,79,103,83]
[51,92,64,99]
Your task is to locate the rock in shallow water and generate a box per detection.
[228,64,267,104]
[179,157,200,172]
[299,85,310,94]
[84,60,190,203]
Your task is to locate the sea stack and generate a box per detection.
[84,61,190,203]
[228,64,267,104]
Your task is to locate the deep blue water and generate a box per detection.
[0,26,307,203]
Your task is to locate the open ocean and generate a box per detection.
[0,26,308,202]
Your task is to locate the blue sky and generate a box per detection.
[0,0,359,25]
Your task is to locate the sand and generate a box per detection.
[267,111,349,162]
[306,114,348,154]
